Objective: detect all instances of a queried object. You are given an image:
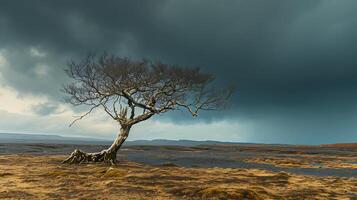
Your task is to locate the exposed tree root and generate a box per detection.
[62,149,117,165]
[63,127,129,165]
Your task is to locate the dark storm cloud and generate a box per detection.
[0,0,357,143]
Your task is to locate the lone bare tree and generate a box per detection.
[62,53,233,164]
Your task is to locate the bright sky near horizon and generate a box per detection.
[0,0,356,144]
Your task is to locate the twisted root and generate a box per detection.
[62,149,117,165]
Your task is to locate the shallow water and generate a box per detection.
[120,147,357,177]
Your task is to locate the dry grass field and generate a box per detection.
[0,154,356,200]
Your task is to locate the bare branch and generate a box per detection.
[176,101,198,117]
[128,112,155,126]
[69,104,100,127]
[122,90,156,113]
[63,52,233,127]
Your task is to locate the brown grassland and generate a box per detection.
[0,154,356,200]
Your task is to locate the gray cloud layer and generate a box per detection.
[0,0,356,143]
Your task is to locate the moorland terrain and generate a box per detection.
[0,142,356,199]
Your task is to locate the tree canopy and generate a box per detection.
[64,53,233,127]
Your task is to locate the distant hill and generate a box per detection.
[0,133,110,145]
[0,133,241,146]
[1,133,355,147]
[124,139,240,146]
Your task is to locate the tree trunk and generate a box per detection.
[62,126,130,165]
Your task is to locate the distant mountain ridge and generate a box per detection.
[0,132,240,146]
[0,133,109,144]
[0,133,355,147]
[124,139,241,146]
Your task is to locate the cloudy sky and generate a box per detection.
[0,0,356,144]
